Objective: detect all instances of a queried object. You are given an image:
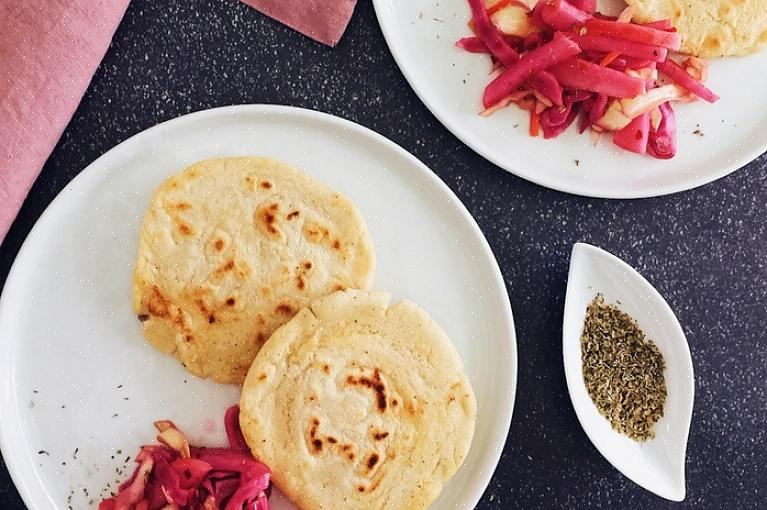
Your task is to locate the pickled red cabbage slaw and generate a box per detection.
[459,0,719,158]
[99,405,270,510]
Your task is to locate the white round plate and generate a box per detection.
[0,105,517,510]
[373,0,767,198]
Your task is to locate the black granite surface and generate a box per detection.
[1,1,765,509]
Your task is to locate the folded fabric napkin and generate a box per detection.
[0,0,130,244]
[240,0,357,46]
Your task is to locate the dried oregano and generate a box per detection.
[580,294,667,442]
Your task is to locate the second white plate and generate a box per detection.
[373,0,767,198]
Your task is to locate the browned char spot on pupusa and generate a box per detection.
[195,298,211,316]
[341,444,356,461]
[366,453,379,470]
[176,221,194,236]
[346,369,387,412]
[309,418,323,453]
[213,259,235,278]
[254,203,281,237]
[173,310,188,330]
[368,476,382,492]
[286,210,300,220]
[302,222,331,243]
[260,181,272,189]
[147,286,170,317]
[357,477,381,494]
[371,430,389,441]
[275,303,294,315]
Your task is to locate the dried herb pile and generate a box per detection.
[581,294,667,442]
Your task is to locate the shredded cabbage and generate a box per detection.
[99,406,270,510]
[457,0,717,158]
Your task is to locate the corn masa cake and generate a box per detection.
[239,290,477,510]
[627,0,767,57]
[132,157,376,383]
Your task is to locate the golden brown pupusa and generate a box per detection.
[132,157,376,384]
[239,290,477,510]
[626,0,767,57]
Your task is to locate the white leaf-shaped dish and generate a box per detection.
[563,242,695,501]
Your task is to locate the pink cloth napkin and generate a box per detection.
[0,0,130,244]
[241,0,357,46]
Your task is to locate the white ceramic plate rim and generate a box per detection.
[0,104,517,510]
[372,0,767,199]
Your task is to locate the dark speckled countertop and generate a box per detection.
[1,1,765,509]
